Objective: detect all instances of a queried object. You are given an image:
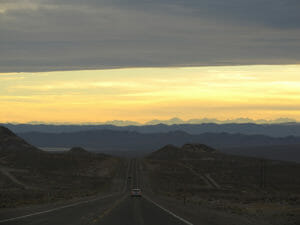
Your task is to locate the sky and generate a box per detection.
[1,65,300,123]
[0,1,300,123]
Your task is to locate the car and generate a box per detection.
[131,188,142,197]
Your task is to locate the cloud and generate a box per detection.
[0,0,300,72]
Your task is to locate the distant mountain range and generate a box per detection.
[3,122,300,137]
[1,124,300,162]
[2,117,297,127]
[18,129,300,162]
[144,117,297,125]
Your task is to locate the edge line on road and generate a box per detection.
[0,158,132,224]
[143,195,194,225]
[0,193,117,223]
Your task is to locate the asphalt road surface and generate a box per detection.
[97,196,189,225]
[0,159,193,225]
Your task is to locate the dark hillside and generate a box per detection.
[0,126,40,153]
[143,143,300,225]
[0,126,124,208]
[148,143,217,160]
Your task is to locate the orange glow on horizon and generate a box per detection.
[1,65,300,123]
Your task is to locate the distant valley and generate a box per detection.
[17,129,300,162]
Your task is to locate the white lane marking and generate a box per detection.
[1,159,131,223]
[0,193,117,223]
[143,195,194,225]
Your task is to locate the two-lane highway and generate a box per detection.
[0,159,193,225]
[94,158,191,225]
[96,196,190,225]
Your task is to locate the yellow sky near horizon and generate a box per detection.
[1,65,300,123]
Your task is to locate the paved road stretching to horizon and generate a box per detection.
[0,159,193,225]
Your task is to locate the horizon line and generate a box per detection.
[1,117,298,126]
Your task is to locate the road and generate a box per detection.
[0,159,193,225]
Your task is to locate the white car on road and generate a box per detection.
[131,188,142,197]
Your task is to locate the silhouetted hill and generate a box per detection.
[0,126,43,169]
[0,126,41,154]
[148,145,180,160]
[3,122,300,137]
[181,143,217,153]
[68,146,90,155]
[0,126,112,170]
[148,143,217,160]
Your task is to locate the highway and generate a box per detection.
[0,159,193,225]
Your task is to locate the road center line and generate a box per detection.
[143,195,194,225]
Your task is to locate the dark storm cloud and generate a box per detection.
[170,0,300,29]
[44,0,300,29]
[0,0,300,72]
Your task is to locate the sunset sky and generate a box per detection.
[1,1,300,123]
[1,65,300,123]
